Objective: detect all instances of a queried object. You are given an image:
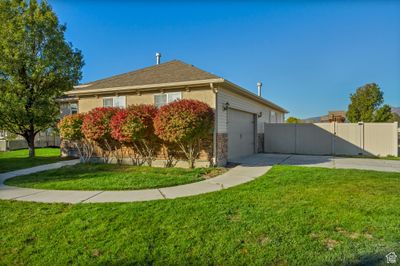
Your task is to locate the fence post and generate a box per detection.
[331,122,336,155]
[358,122,365,155]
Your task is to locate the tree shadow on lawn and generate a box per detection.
[0,157,65,173]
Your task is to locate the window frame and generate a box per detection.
[103,97,114,107]
[270,111,277,123]
[153,92,182,107]
[69,103,78,114]
[103,96,126,108]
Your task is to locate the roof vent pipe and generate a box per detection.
[156,52,161,65]
[257,81,262,97]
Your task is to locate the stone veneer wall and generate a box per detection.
[60,135,214,167]
[257,133,264,153]
[216,133,228,166]
[60,139,78,157]
[215,133,263,166]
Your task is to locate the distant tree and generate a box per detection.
[374,104,393,122]
[286,117,302,123]
[0,0,83,157]
[347,83,392,122]
[389,112,400,123]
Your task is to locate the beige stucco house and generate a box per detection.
[63,60,288,166]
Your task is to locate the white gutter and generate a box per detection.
[67,78,225,96]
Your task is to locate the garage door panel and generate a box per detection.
[228,109,255,161]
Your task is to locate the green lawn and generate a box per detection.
[5,164,225,190]
[0,148,63,173]
[1,165,399,265]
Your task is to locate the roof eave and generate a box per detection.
[65,77,288,114]
[66,78,225,96]
[55,97,79,103]
[222,80,289,113]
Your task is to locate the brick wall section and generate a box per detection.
[216,133,228,165]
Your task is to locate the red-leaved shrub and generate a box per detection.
[110,109,130,143]
[82,107,118,142]
[58,114,85,141]
[111,104,158,165]
[82,107,118,162]
[111,105,158,143]
[58,113,94,162]
[154,99,214,168]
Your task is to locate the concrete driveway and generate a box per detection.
[231,153,400,173]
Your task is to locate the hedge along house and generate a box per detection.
[64,57,288,166]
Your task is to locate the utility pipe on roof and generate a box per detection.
[257,81,262,97]
[156,52,161,65]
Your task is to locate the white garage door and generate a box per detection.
[227,109,255,161]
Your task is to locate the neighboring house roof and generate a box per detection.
[304,110,347,123]
[328,111,346,117]
[66,60,288,113]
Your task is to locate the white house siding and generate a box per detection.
[216,87,284,134]
[215,87,284,165]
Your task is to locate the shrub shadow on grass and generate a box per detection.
[337,253,387,266]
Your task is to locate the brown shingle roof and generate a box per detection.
[78,60,220,90]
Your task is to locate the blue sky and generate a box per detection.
[50,0,400,118]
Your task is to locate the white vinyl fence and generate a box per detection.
[264,122,398,157]
[0,136,60,152]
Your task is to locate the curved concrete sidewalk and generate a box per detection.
[0,154,289,203]
[1,153,399,204]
